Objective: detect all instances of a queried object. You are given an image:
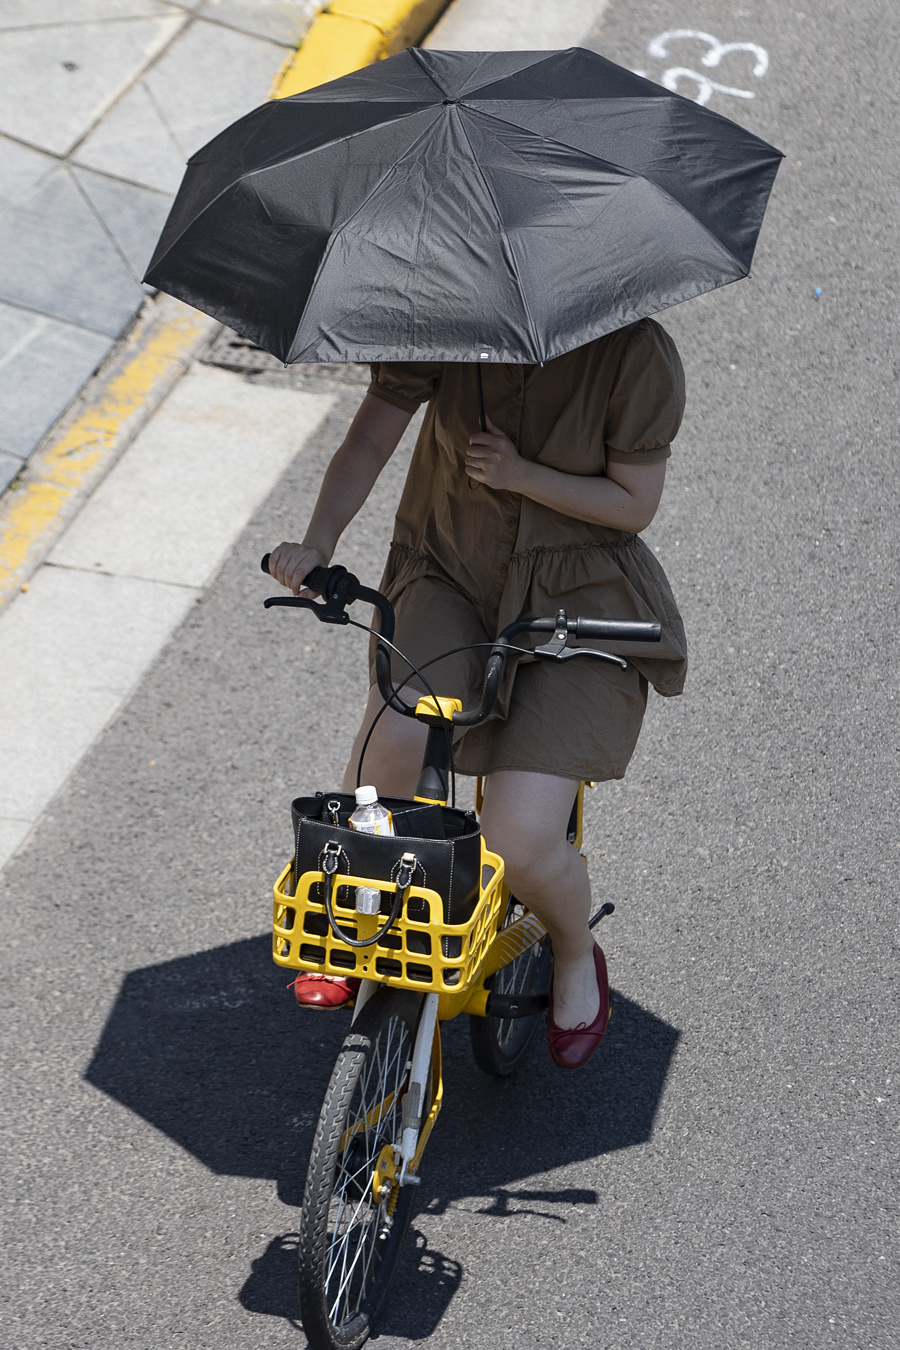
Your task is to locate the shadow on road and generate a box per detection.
[85,934,679,1335]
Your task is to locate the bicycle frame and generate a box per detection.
[344,765,589,1191]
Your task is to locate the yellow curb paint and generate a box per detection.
[278,13,384,96]
[329,0,451,55]
[0,300,213,605]
[275,0,449,98]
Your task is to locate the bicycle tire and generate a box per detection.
[298,986,425,1350]
[468,895,553,1077]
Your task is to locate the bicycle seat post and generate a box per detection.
[412,696,462,805]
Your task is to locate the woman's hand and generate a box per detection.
[465,416,529,492]
[267,542,328,597]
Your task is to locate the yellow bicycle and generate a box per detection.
[262,559,659,1350]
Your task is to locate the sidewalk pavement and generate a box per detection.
[0,0,614,872]
[0,0,320,494]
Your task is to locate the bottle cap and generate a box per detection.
[355,785,378,806]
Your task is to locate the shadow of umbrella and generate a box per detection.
[86,935,679,1333]
[85,935,347,1207]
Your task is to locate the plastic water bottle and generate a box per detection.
[349,786,394,914]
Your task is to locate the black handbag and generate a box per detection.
[289,792,483,949]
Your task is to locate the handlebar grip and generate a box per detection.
[260,554,329,594]
[575,617,661,642]
[304,566,331,593]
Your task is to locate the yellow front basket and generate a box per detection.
[273,841,505,995]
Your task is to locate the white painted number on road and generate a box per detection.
[644,29,770,106]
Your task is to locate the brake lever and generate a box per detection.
[532,607,627,670]
[549,647,627,670]
[532,608,569,657]
[262,594,350,624]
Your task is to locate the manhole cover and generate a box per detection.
[201,330,370,387]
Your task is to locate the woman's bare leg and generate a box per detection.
[479,770,600,1031]
[342,716,600,1028]
[342,684,427,797]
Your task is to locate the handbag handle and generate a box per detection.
[322,844,418,948]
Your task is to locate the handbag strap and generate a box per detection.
[322,843,418,948]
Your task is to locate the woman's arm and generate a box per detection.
[465,417,666,533]
[269,392,413,595]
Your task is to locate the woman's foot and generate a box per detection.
[549,943,602,1028]
[547,944,610,1070]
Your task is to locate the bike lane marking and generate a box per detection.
[0,369,335,871]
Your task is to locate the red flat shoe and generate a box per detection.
[547,944,610,1070]
[288,973,360,1009]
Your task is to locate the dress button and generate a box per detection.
[505,516,516,526]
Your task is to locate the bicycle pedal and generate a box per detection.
[485,991,550,1019]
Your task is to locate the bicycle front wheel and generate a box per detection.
[469,895,553,1077]
[298,986,424,1350]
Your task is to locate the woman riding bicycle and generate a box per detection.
[268,318,687,1069]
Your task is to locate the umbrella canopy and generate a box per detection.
[144,47,782,365]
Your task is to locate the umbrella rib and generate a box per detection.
[454,111,544,365]
[286,112,448,362]
[149,105,439,272]
[465,104,752,273]
[408,46,458,100]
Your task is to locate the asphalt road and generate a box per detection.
[3,1,898,1347]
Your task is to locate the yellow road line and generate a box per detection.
[0,0,448,608]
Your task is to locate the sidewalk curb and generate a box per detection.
[0,0,448,612]
[0,298,218,607]
[275,0,450,97]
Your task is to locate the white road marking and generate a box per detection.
[0,366,334,871]
[644,28,770,105]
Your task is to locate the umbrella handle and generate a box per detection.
[476,363,486,433]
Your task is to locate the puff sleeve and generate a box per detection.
[604,320,685,464]
[368,362,443,413]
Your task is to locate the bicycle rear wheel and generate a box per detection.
[298,986,424,1350]
[468,895,553,1077]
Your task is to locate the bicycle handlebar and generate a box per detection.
[261,557,661,725]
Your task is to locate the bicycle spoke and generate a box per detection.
[320,1010,414,1328]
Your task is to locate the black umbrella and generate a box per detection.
[144,47,782,367]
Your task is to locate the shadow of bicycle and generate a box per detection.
[237,1227,463,1342]
[85,933,679,1336]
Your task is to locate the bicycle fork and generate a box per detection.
[398,992,440,1186]
[351,985,441,1190]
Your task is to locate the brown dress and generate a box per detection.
[367,317,688,782]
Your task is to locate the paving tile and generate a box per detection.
[197,0,319,45]
[0,13,186,156]
[0,135,56,212]
[0,166,145,334]
[0,300,113,457]
[72,167,172,282]
[0,450,24,492]
[72,80,189,196]
[0,2,181,27]
[76,19,284,192]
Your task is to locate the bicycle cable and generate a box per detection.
[349,634,536,808]
[344,617,462,808]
